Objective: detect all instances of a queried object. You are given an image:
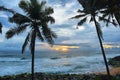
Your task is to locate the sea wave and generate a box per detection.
[0,53,120,76]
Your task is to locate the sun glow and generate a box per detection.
[54,48,60,51]
[103,44,120,49]
[52,45,80,52]
[61,48,69,52]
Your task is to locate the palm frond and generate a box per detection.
[19,0,30,14]
[91,0,107,10]
[0,22,2,34]
[70,14,86,19]
[112,19,118,27]
[22,33,30,53]
[36,27,44,41]
[0,6,15,14]
[16,24,29,34]
[114,13,120,26]
[9,13,31,25]
[42,25,56,45]
[77,9,85,13]
[25,0,46,20]
[78,0,107,11]
[51,30,57,38]
[77,0,86,9]
[46,16,55,24]
[99,16,118,26]
[6,24,28,39]
[30,0,38,5]
[39,1,46,9]
[45,7,54,15]
[89,16,94,22]
[78,17,87,26]
[6,29,15,39]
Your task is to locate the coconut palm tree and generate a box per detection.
[71,0,118,79]
[2,0,56,80]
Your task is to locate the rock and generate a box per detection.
[108,56,120,67]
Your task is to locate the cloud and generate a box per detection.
[72,25,85,31]
[52,2,78,25]
[0,38,3,42]
[0,27,9,39]
[0,12,8,18]
[54,25,86,38]
[55,28,76,37]
[61,39,91,44]
[0,0,19,8]
[102,25,120,42]
[35,42,52,51]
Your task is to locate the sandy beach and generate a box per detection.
[96,67,120,76]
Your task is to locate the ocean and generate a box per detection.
[0,48,120,76]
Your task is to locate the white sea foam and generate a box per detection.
[0,52,120,76]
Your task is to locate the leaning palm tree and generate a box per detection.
[4,0,56,80]
[71,0,118,80]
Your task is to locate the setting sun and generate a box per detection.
[61,48,69,52]
[103,44,120,49]
[54,48,60,51]
[51,45,80,52]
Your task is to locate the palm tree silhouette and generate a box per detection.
[71,0,119,80]
[1,0,56,80]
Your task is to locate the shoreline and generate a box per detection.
[0,67,120,80]
[1,67,120,77]
[95,67,120,76]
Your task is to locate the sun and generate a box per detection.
[51,45,80,52]
[54,48,60,51]
[61,48,69,52]
[52,46,69,52]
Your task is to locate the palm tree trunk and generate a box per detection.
[31,31,36,80]
[93,16,111,80]
[32,48,35,80]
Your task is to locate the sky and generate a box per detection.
[0,0,120,52]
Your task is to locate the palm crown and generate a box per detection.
[5,0,57,53]
[72,0,119,39]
